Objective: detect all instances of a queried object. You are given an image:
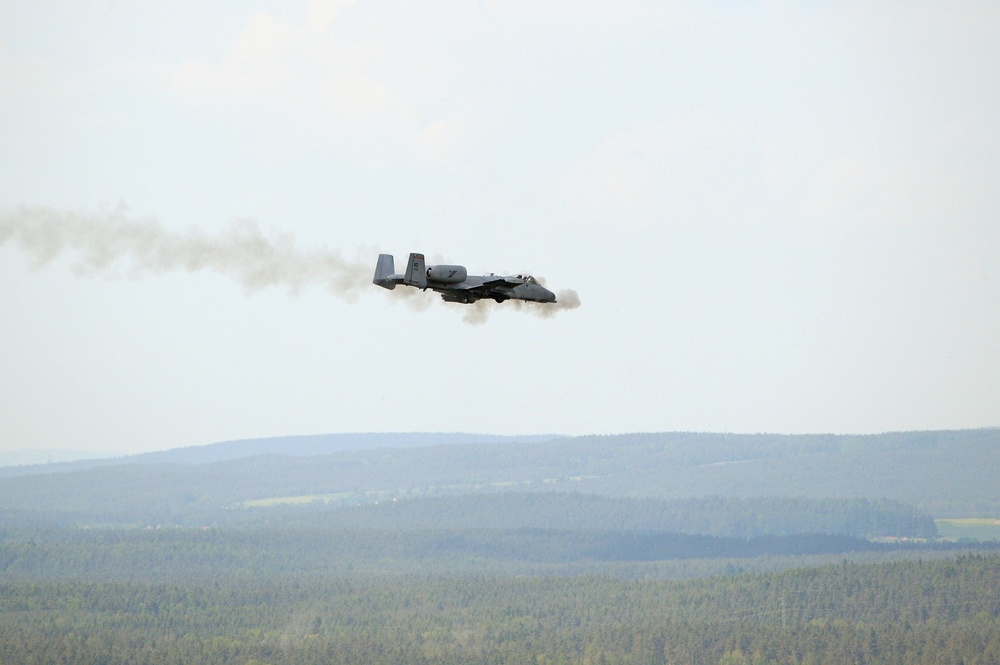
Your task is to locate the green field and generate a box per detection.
[935,518,1000,541]
[240,493,353,507]
[237,478,590,508]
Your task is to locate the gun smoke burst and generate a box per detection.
[455,288,581,325]
[1,205,580,322]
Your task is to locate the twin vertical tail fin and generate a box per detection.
[403,252,427,288]
[373,254,397,290]
[373,252,427,290]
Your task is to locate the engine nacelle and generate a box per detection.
[426,264,467,284]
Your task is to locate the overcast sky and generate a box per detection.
[2,1,998,455]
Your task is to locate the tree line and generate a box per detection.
[261,494,938,539]
[3,524,994,583]
[1,490,939,539]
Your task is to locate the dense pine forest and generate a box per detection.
[1,555,998,664]
[1,429,998,663]
[6,523,997,582]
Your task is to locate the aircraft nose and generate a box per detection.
[542,288,556,303]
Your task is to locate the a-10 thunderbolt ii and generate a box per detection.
[373,252,557,304]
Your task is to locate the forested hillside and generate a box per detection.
[247,495,938,539]
[0,433,558,476]
[1,429,996,523]
[1,554,997,664]
[0,488,938,540]
[2,429,997,663]
[8,524,994,582]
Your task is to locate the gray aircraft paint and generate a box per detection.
[374,253,557,304]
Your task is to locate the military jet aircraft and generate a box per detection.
[373,253,557,304]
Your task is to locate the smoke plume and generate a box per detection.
[1,204,581,322]
[0,205,371,299]
[455,287,581,325]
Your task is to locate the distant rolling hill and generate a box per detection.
[0,449,120,468]
[0,432,561,477]
[0,429,996,526]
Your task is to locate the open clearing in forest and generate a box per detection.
[935,518,1000,541]
[241,493,355,507]
[238,477,591,508]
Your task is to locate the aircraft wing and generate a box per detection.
[443,276,509,293]
[435,276,516,303]
[470,277,514,289]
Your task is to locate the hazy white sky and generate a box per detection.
[2,1,998,455]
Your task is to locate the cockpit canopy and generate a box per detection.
[515,274,538,284]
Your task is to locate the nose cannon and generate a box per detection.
[513,274,556,303]
[525,285,556,303]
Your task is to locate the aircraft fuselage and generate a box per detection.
[373,253,557,304]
